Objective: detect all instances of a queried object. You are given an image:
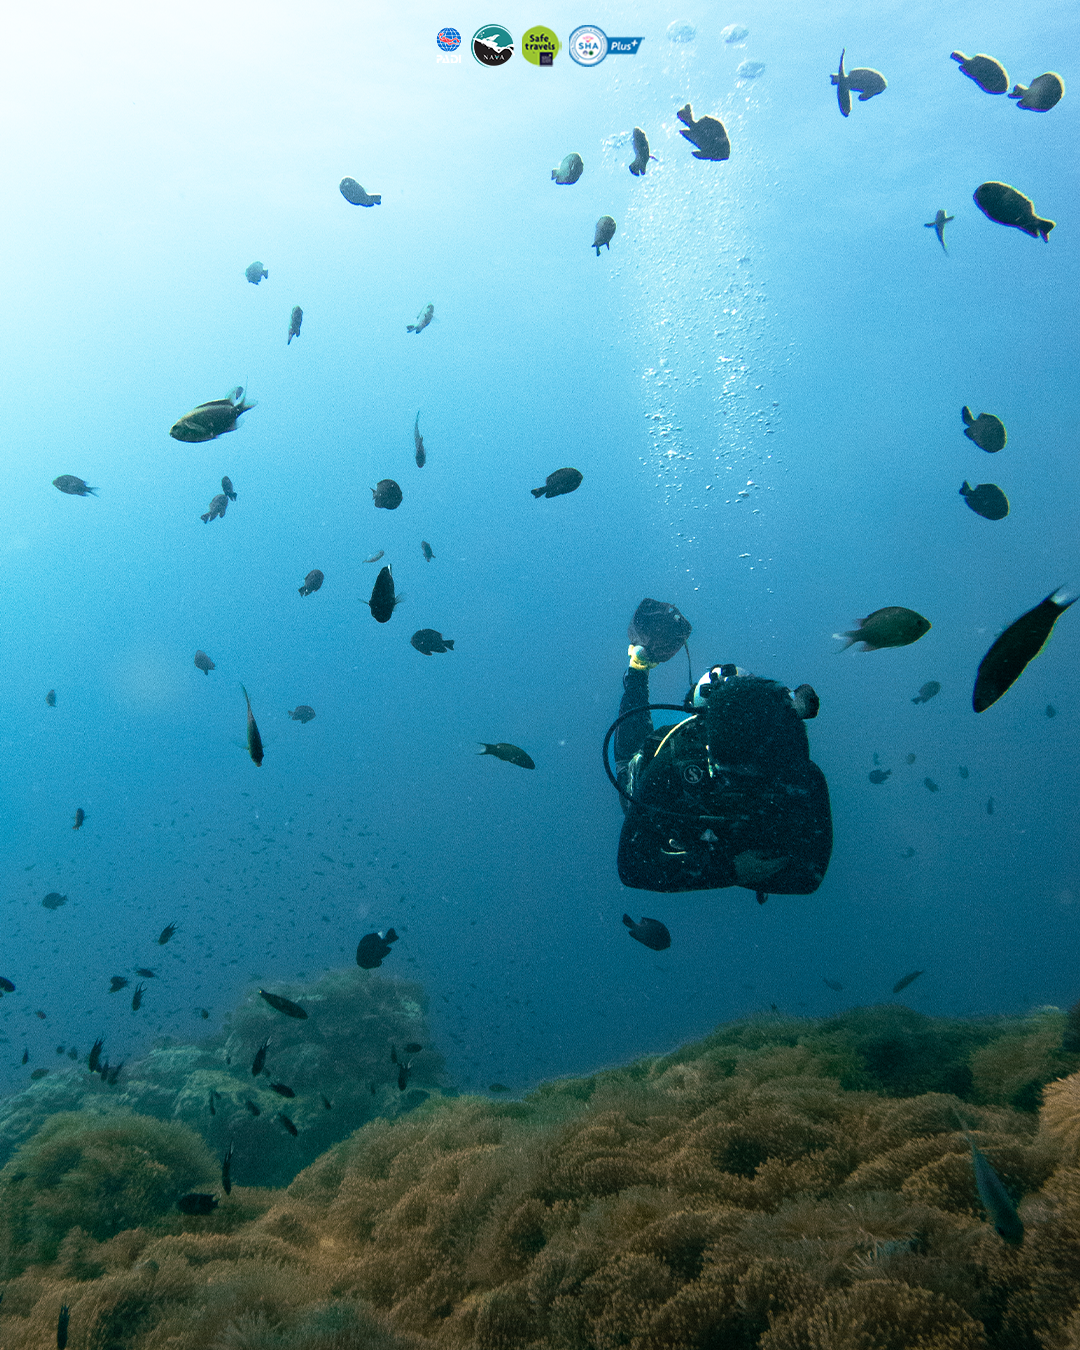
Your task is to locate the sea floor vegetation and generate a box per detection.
[0,1000,1078,1350]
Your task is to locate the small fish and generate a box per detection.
[177,1192,218,1215]
[924,209,954,251]
[622,914,671,951]
[221,476,237,501]
[356,928,399,969]
[479,742,535,770]
[259,990,308,1019]
[892,969,923,994]
[421,540,434,562]
[321,1095,333,1109]
[1008,72,1064,112]
[270,1082,295,1098]
[629,127,655,176]
[245,1099,261,1116]
[835,607,931,651]
[591,216,616,254]
[414,412,425,467]
[21,1049,28,1064]
[298,569,324,597]
[407,303,434,334]
[158,922,178,944]
[924,778,939,793]
[365,565,402,623]
[287,305,303,343]
[868,769,891,784]
[222,1142,233,1194]
[57,1305,70,1350]
[245,261,268,284]
[339,177,382,206]
[951,51,1009,94]
[846,66,886,99]
[1046,704,1057,718]
[973,182,1054,241]
[109,976,129,993]
[959,766,969,778]
[53,474,98,497]
[202,493,228,523]
[676,104,731,159]
[906,753,917,765]
[411,629,454,656]
[961,407,1006,453]
[397,1062,410,1091]
[371,479,402,510]
[170,387,255,443]
[0,977,14,993]
[551,152,584,184]
[194,650,215,675]
[823,979,844,991]
[72,808,85,830]
[241,684,263,766]
[46,689,56,706]
[987,797,995,815]
[278,1113,298,1136]
[960,481,1009,519]
[973,588,1077,712]
[832,48,852,116]
[403,1042,422,1054]
[252,1037,270,1075]
[88,1038,104,1073]
[364,551,385,564]
[132,983,146,1011]
[531,467,583,499]
[957,1118,1024,1244]
[912,681,941,704]
[288,705,315,723]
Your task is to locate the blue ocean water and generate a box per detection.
[0,0,1077,1098]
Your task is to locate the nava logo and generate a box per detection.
[568,24,607,65]
[436,28,461,51]
[472,24,514,66]
[522,25,560,66]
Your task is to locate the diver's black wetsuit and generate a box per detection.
[614,666,654,801]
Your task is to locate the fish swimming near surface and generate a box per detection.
[622,914,671,951]
[973,588,1077,712]
[592,216,616,254]
[287,306,303,343]
[835,607,931,651]
[421,541,434,562]
[364,550,385,564]
[109,976,129,992]
[221,1143,233,1194]
[414,412,425,467]
[202,493,228,523]
[960,481,1009,519]
[42,893,67,909]
[356,929,398,969]
[158,922,178,944]
[270,1082,295,1098]
[551,152,584,184]
[832,48,852,115]
[408,303,434,334]
[973,182,1054,241]
[629,127,655,175]
[251,1037,270,1075]
[411,629,454,655]
[170,387,255,443]
[676,103,731,159]
[221,476,237,501]
[245,261,267,284]
[532,467,583,499]
[194,650,215,674]
[912,681,941,704]
[339,177,382,206]
[57,1306,69,1350]
[823,979,844,991]
[131,983,146,1011]
[962,407,1006,453]
[278,1113,299,1136]
[53,475,97,496]
[372,479,403,510]
[951,51,1009,93]
[241,684,263,766]
[956,1116,1025,1244]
[846,66,886,99]
[73,808,85,830]
[259,990,308,1019]
[1009,71,1064,111]
[924,209,954,251]
[892,969,923,994]
[365,565,402,623]
[177,1193,218,1215]
[46,689,56,706]
[479,742,535,769]
[298,569,324,596]
[288,705,315,722]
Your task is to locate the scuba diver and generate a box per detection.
[604,599,832,903]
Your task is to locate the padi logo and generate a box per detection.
[568,24,607,65]
[472,23,514,66]
[436,27,462,62]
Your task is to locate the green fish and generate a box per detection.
[835,607,930,651]
[956,1115,1024,1245]
[170,387,255,443]
[478,742,535,770]
[973,588,1077,712]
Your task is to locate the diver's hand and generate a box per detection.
[628,645,659,671]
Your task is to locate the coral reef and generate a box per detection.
[1040,1070,1080,1164]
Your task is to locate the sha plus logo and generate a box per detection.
[472,24,514,66]
[436,27,462,62]
[568,24,607,65]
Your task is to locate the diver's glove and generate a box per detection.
[628,645,659,671]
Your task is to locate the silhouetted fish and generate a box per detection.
[411,629,454,655]
[868,769,891,784]
[288,706,315,722]
[170,387,254,443]
[252,1037,270,1076]
[414,413,425,467]
[951,50,1008,94]
[823,979,843,991]
[960,482,1009,519]
[357,928,398,969]
[365,565,402,623]
[924,209,954,251]
[371,480,402,510]
[421,541,434,562]
[202,494,228,523]
[194,650,215,675]
[622,914,671,950]
[1009,72,1064,111]
[221,476,237,501]
[552,152,583,184]
[592,216,616,254]
[241,684,263,766]
[53,476,97,496]
[973,588,1077,712]
[957,1117,1024,1244]
[131,983,146,1010]
[46,689,56,706]
[973,182,1054,241]
[339,177,382,206]
[299,569,324,596]
[158,922,178,944]
[245,261,268,284]
[109,976,129,993]
[259,990,308,1019]
[912,681,941,704]
[835,608,930,651]
[676,103,730,158]
[531,468,582,499]
[222,1142,233,1194]
[892,970,923,994]
[962,407,1006,453]
[73,808,85,830]
[270,1082,295,1098]
[278,1113,298,1136]
[478,742,535,769]
[363,551,384,564]
[629,127,654,175]
[408,304,433,334]
[287,306,303,344]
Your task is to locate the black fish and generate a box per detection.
[411,629,454,655]
[974,589,1076,712]
[57,1306,69,1350]
[53,475,97,496]
[960,481,1009,520]
[131,982,146,1011]
[252,1036,270,1075]
[222,1143,233,1194]
[622,914,671,951]
[961,407,1006,453]
[202,493,228,523]
[403,1042,422,1055]
[288,705,316,722]
[868,769,891,784]
[912,680,941,704]
[259,990,308,1019]
[478,742,535,770]
[823,979,844,991]
[270,1082,295,1098]
[365,565,402,623]
[951,50,1009,94]
[299,569,324,596]
[0,977,15,993]
[278,1112,298,1136]
[924,209,954,251]
[222,476,237,501]
[675,103,730,159]
[109,976,129,992]
[287,305,303,343]
[46,689,56,706]
[959,766,969,778]
[194,650,215,674]
[135,968,155,978]
[414,412,425,467]
[892,969,924,994]
[245,261,268,284]
[241,684,264,766]
[356,928,398,969]
[107,1061,123,1085]
[158,922,178,944]
[42,892,67,909]
[177,1192,218,1215]
[371,479,403,510]
[321,1095,332,1109]
[73,808,85,830]
[21,1048,28,1065]
[531,467,582,499]
[924,778,939,792]
[245,1099,261,1115]
[88,1038,104,1073]
[209,1091,216,1116]
[397,1063,410,1091]
[421,540,434,562]
[973,181,1054,241]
